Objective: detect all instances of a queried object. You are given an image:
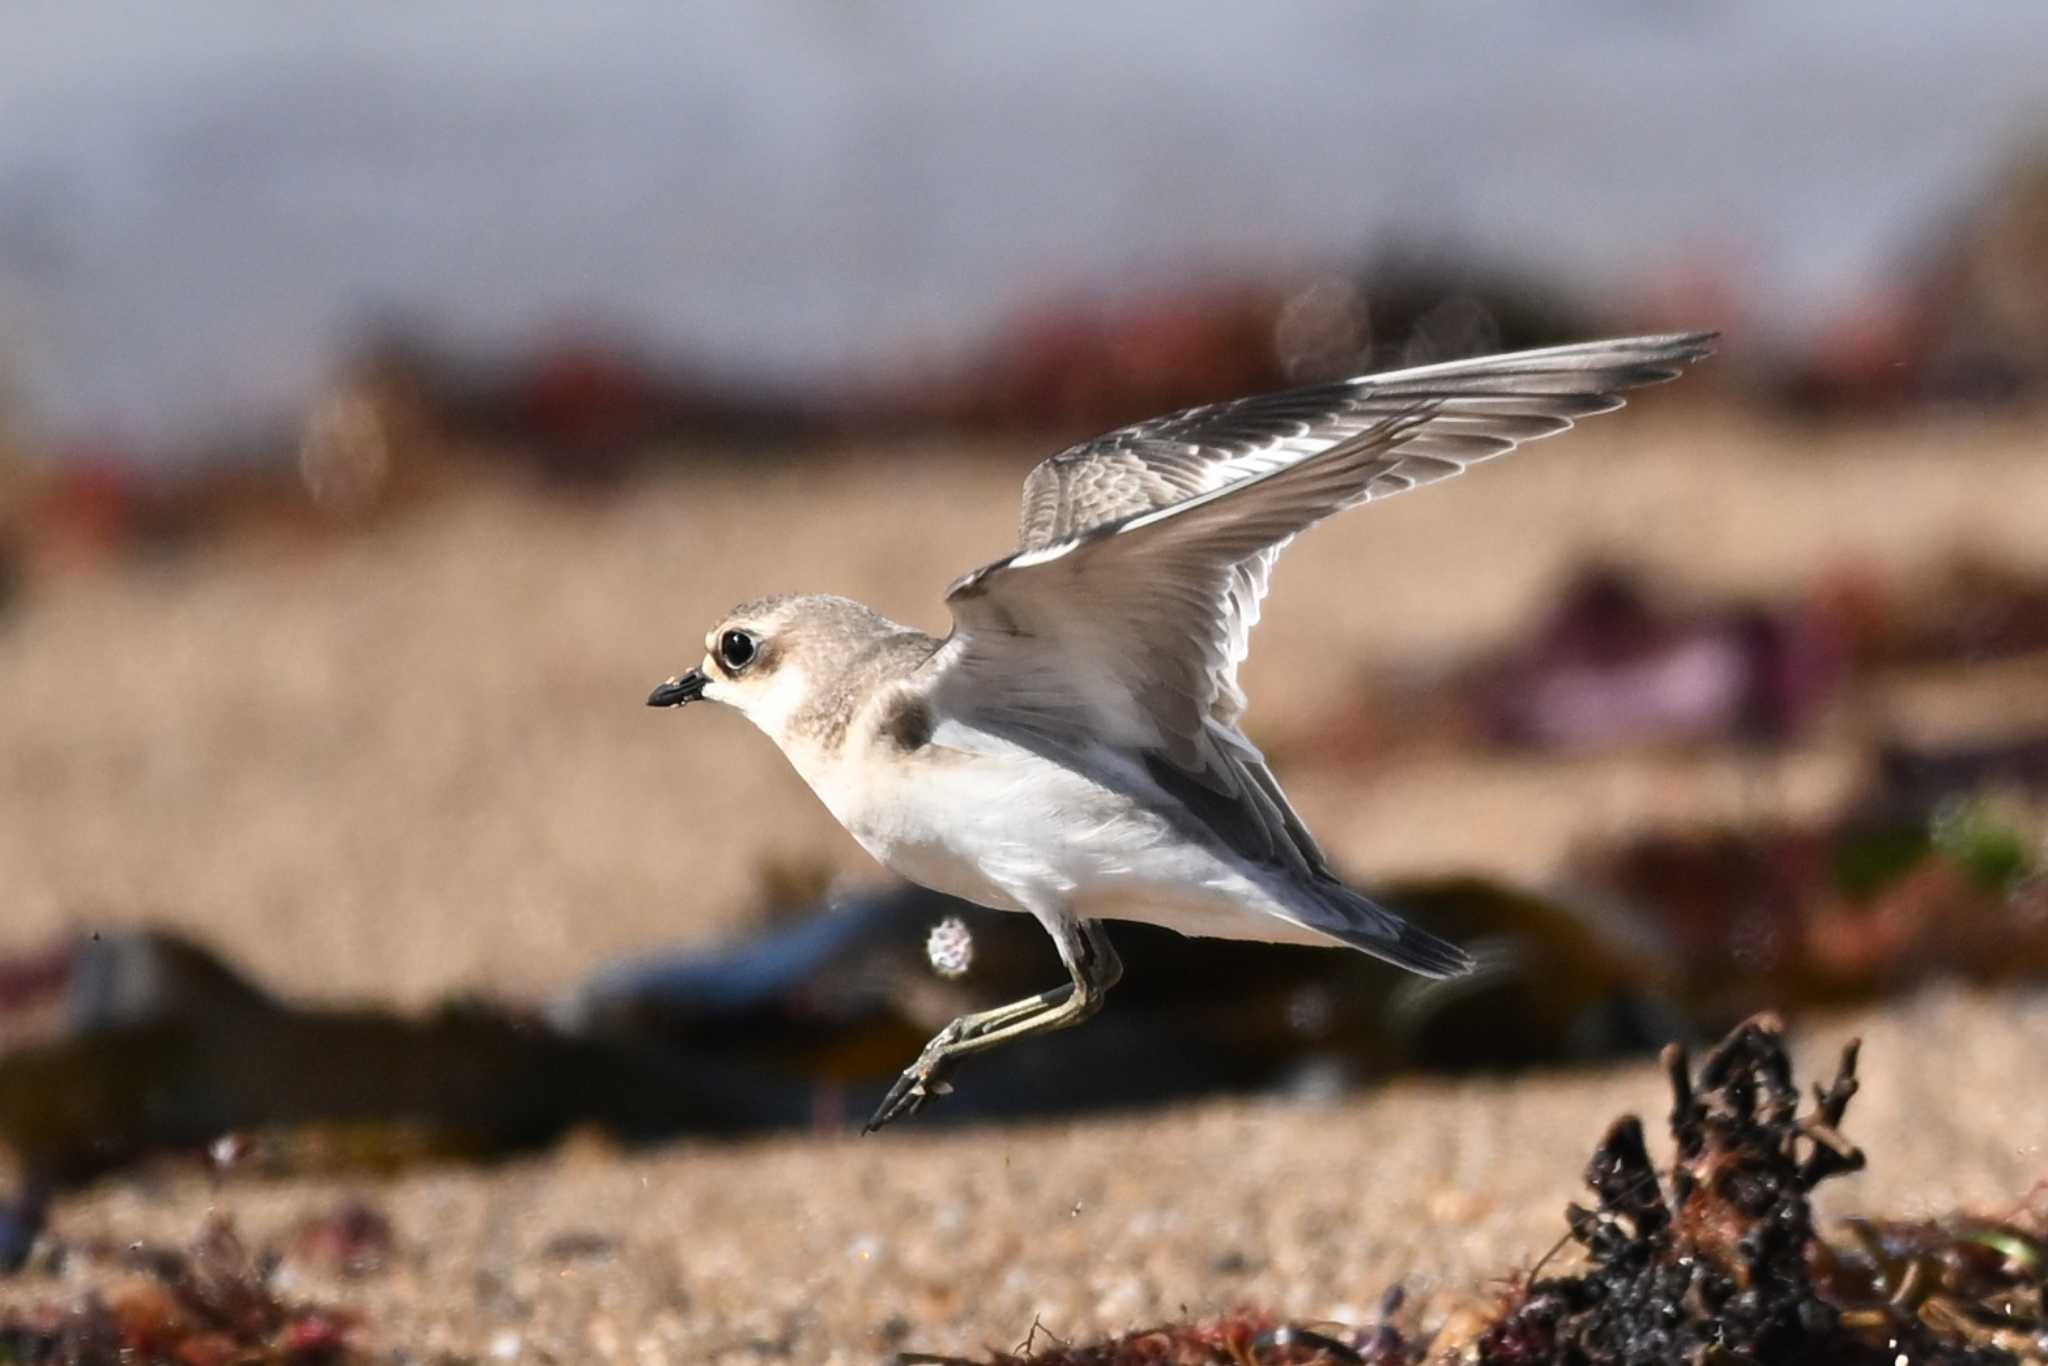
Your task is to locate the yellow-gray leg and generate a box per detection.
[864,914,1122,1132]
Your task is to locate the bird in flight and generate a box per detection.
[649,332,1715,1130]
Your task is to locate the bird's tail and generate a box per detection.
[1292,880,1475,980]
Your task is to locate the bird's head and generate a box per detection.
[648,593,899,744]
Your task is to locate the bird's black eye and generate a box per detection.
[718,630,757,672]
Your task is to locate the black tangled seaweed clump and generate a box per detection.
[1479,1014,2020,1366]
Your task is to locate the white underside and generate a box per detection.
[785,712,1347,949]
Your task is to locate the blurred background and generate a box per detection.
[3,5,2048,1357]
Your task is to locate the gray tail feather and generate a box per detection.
[1306,882,1474,980]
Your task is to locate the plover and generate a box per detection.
[650,332,1715,1129]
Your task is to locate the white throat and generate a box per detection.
[712,660,811,745]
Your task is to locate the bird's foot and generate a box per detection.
[864,1026,963,1133]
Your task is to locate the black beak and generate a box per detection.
[647,669,710,708]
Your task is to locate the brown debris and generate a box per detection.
[1818,1211,2048,1358]
[898,1301,1419,1365]
[1575,797,2046,1015]
[1466,566,1849,752]
[0,1217,359,1365]
[1283,558,2048,770]
[280,1201,396,1280]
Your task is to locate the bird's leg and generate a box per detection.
[865,914,1122,1132]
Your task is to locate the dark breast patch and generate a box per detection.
[876,695,934,752]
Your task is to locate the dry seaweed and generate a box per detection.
[1815,1211,2048,1360]
[0,1216,357,1365]
[1577,802,2047,1015]
[280,1201,395,1281]
[898,1295,1421,1365]
[1465,567,1848,752]
[1476,1014,2038,1365]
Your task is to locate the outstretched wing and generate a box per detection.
[922,334,1714,972]
[1011,333,1715,726]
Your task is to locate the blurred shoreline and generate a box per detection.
[3,4,2046,465]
